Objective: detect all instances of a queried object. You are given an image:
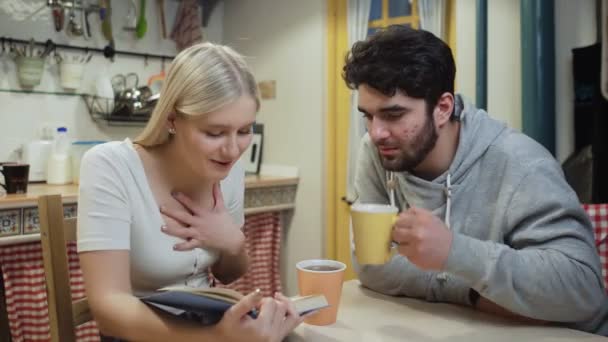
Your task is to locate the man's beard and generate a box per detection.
[379,114,438,172]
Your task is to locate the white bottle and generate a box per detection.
[47,127,73,185]
[22,127,53,182]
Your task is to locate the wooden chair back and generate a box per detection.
[38,194,92,342]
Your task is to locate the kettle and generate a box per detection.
[22,140,53,182]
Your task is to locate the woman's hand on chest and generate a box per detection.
[159,183,245,255]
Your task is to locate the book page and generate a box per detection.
[158,286,244,303]
[291,294,329,315]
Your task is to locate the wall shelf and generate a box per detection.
[0,89,85,96]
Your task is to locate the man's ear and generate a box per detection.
[434,92,454,127]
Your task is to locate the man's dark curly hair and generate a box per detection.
[343,25,456,112]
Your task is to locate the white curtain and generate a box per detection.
[346,0,372,201]
[419,0,447,40]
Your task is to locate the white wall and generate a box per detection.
[455,0,476,101]
[487,0,521,130]
[0,0,222,160]
[223,0,326,295]
[555,0,597,162]
[455,0,596,161]
[455,0,521,130]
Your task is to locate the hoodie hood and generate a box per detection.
[391,94,507,212]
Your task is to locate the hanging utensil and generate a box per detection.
[67,8,84,37]
[79,1,89,40]
[124,0,138,31]
[28,38,35,57]
[8,41,20,59]
[84,6,94,38]
[125,73,139,89]
[39,39,55,58]
[52,6,64,32]
[135,0,147,39]
[101,0,114,43]
[18,44,26,58]
[53,50,63,65]
[111,74,127,94]
[157,0,166,39]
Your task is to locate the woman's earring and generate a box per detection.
[168,127,176,135]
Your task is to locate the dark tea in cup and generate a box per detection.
[304,265,341,272]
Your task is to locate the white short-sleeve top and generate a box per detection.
[76,139,245,296]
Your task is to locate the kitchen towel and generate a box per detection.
[0,241,100,341]
[170,0,203,51]
[212,212,283,297]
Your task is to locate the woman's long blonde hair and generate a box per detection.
[135,42,260,147]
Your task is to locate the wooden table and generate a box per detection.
[289,280,607,342]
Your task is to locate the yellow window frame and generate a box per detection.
[368,0,419,30]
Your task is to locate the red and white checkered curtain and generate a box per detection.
[214,212,283,297]
[582,204,608,292]
[0,242,100,342]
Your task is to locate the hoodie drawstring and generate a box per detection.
[387,171,397,207]
[386,171,452,225]
[437,173,452,282]
[445,173,452,229]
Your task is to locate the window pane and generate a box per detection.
[369,0,382,21]
[367,27,380,37]
[389,0,412,17]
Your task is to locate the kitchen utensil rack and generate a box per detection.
[81,94,150,126]
[1,36,174,61]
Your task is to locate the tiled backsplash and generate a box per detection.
[0,202,77,237]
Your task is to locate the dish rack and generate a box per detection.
[81,94,151,126]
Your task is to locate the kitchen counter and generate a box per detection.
[0,184,79,206]
[0,174,299,245]
[0,175,298,206]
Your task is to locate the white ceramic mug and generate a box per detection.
[59,62,85,90]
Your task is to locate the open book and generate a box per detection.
[141,286,328,323]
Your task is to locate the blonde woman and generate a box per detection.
[77,43,304,341]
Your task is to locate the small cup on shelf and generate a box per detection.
[16,56,45,88]
[59,62,85,90]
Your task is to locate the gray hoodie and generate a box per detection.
[353,94,608,335]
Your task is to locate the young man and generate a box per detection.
[344,25,607,335]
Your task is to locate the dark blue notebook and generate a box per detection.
[141,290,258,319]
[140,287,328,325]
